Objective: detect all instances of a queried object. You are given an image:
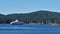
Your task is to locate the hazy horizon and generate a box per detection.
[0,0,60,15]
[0,10,60,15]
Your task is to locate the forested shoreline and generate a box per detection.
[0,10,60,24]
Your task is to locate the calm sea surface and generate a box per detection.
[0,24,60,34]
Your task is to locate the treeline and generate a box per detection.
[0,10,60,24]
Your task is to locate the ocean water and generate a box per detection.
[0,24,60,34]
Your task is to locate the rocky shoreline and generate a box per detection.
[50,23,60,26]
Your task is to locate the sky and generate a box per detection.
[0,0,60,15]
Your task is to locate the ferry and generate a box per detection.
[10,19,24,25]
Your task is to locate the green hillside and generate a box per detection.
[0,10,60,24]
